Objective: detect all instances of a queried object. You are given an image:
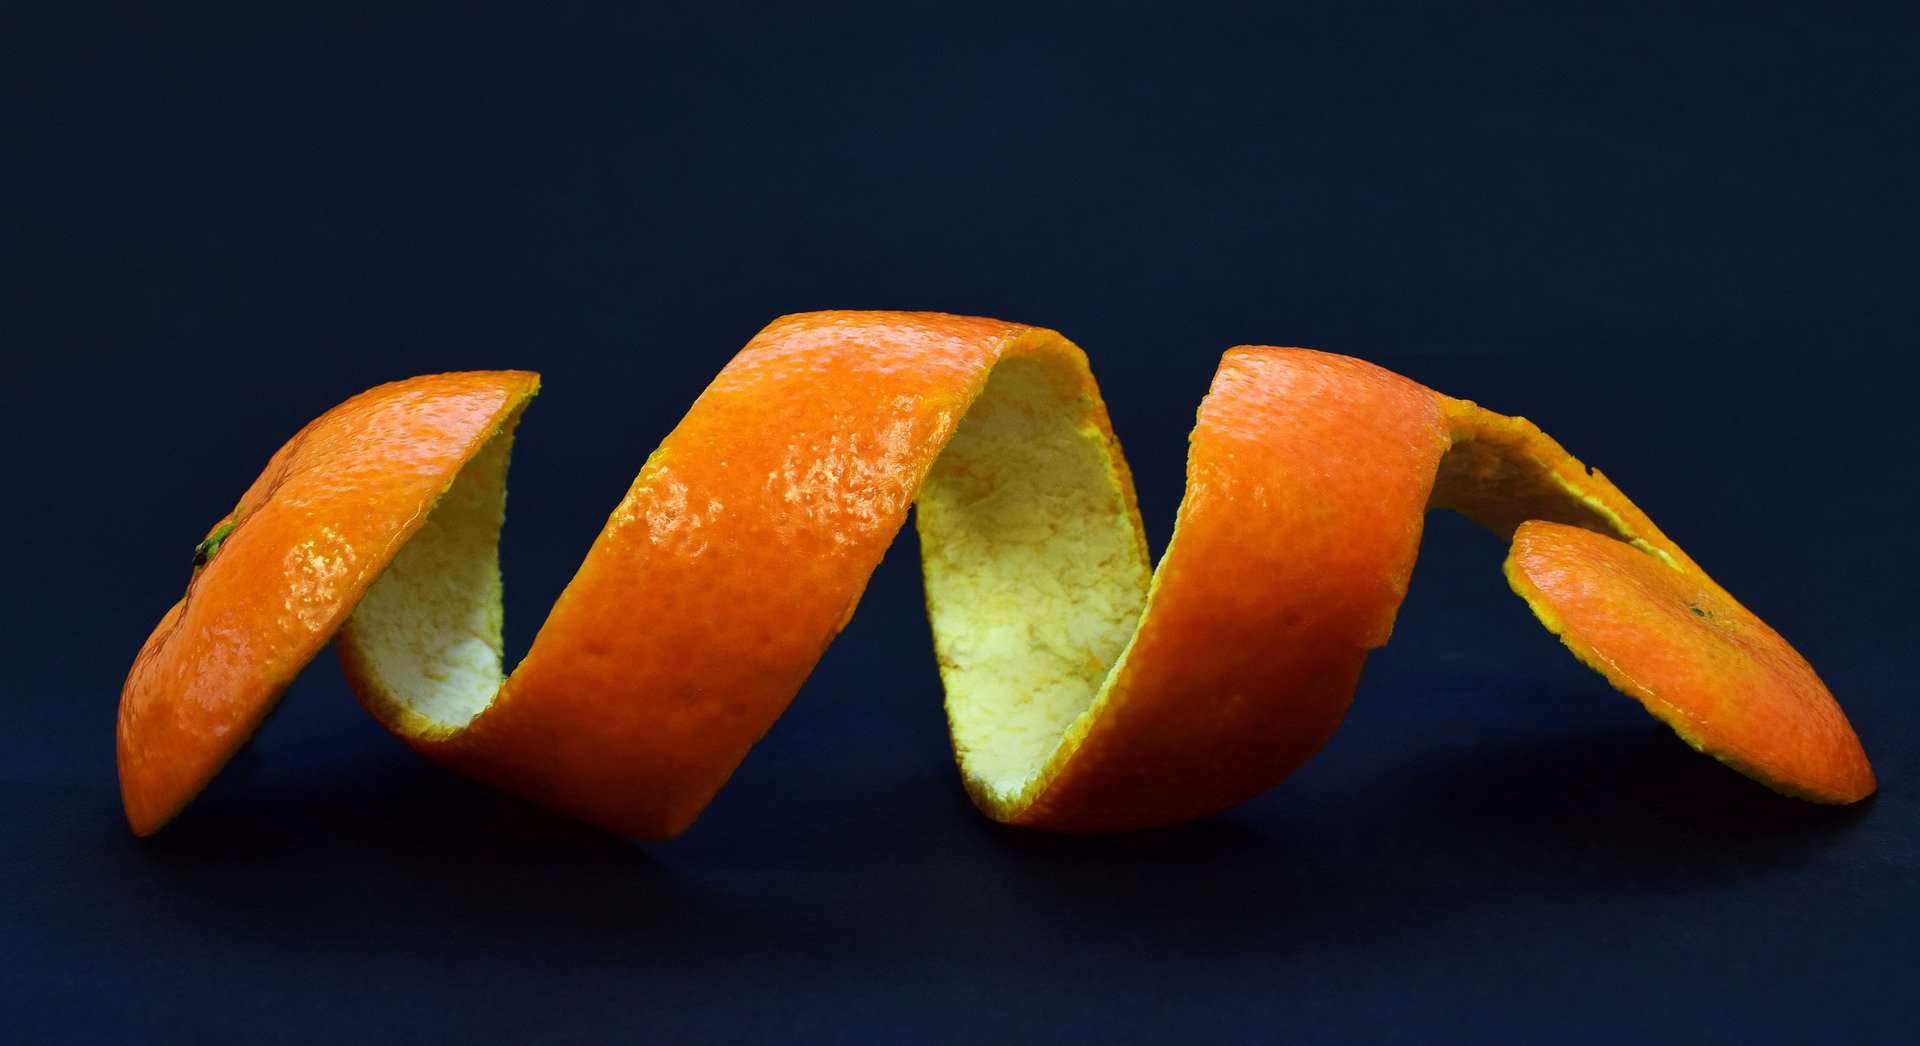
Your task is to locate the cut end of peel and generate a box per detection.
[1503,521,1874,805]
[116,371,540,837]
[1430,396,1873,805]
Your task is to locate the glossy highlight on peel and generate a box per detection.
[116,312,1874,841]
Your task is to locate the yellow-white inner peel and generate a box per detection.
[344,416,516,736]
[916,351,1152,804]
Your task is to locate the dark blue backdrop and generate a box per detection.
[5,3,1916,1042]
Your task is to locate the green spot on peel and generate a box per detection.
[192,521,237,571]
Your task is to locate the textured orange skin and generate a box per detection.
[119,310,1872,840]
[117,371,539,835]
[395,312,1036,837]
[1016,348,1446,830]
[1506,523,1874,803]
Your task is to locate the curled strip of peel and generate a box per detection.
[117,312,1873,839]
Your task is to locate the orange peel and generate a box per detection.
[1432,398,1872,803]
[117,311,1872,840]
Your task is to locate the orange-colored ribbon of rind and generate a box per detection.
[117,312,1873,839]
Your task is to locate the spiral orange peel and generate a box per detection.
[117,311,1872,839]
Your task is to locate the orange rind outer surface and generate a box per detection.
[362,312,1035,838]
[1010,347,1447,830]
[1504,521,1873,803]
[116,371,539,835]
[1432,395,1871,803]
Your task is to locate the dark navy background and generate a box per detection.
[5,3,1916,1042]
